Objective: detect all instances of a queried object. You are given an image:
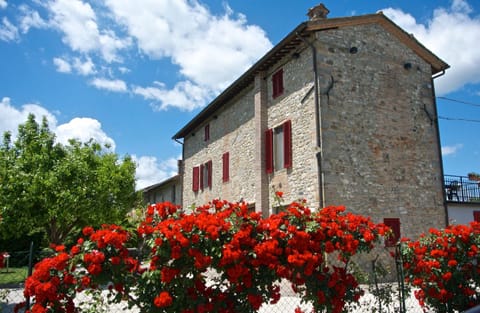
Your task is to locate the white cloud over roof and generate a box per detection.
[133,155,179,190]
[383,0,480,95]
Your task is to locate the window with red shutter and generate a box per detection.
[204,124,210,141]
[283,120,292,168]
[384,218,400,247]
[272,69,284,99]
[223,152,229,182]
[265,129,274,173]
[192,166,199,192]
[207,160,212,188]
[200,164,204,190]
[473,211,480,222]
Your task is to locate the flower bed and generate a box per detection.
[17,200,390,313]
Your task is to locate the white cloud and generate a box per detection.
[18,4,48,33]
[0,98,116,151]
[0,17,19,42]
[53,56,96,75]
[105,0,272,109]
[0,97,58,138]
[53,57,72,73]
[442,144,463,156]
[73,56,95,76]
[0,0,7,10]
[383,0,480,95]
[55,117,115,149]
[47,0,130,63]
[90,77,127,92]
[0,98,174,190]
[133,155,179,190]
[133,80,212,111]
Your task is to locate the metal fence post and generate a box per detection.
[395,243,407,313]
[24,242,34,313]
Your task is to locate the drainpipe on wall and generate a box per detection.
[296,32,326,209]
[174,138,184,209]
[430,71,449,227]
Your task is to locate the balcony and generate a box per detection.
[444,175,480,203]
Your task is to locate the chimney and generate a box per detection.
[307,3,330,20]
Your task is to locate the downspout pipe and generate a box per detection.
[296,32,325,209]
[173,138,184,208]
[431,72,449,227]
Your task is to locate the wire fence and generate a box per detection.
[0,244,436,313]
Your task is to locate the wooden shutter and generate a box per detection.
[474,211,480,222]
[204,124,210,141]
[207,160,213,188]
[283,120,292,169]
[384,218,400,247]
[272,69,284,98]
[223,152,229,182]
[200,164,204,190]
[265,128,274,173]
[192,166,199,192]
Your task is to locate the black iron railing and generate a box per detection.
[444,175,480,203]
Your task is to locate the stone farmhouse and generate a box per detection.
[171,4,450,241]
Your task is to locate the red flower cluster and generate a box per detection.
[402,222,480,311]
[20,224,139,313]
[22,200,388,313]
[134,200,387,313]
[23,252,75,313]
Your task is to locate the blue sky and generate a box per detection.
[0,0,479,189]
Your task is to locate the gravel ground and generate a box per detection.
[1,284,428,313]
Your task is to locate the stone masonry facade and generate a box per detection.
[177,9,448,241]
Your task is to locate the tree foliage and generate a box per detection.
[0,114,139,244]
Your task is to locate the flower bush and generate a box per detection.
[402,221,480,312]
[20,199,388,313]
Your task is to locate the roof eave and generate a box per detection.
[172,22,309,140]
[305,13,450,74]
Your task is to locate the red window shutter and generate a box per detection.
[223,152,229,182]
[283,120,292,168]
[473,211,480,222]
[265,128,274,173]
[272,69,284,99]
[192,166,199,192]
[384,218,400,247]
[204,124,210,141]
[200,164,204,190]
[207,160,213,188]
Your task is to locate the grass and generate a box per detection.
[0,267,28,286]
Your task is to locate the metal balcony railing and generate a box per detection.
[444,175,480,203]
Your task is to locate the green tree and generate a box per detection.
[0,114,139,245]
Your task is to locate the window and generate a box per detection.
[222,152,229,182]
[200,160,212,190]
[384,218,400,247]
[265,120,292,173]
[192,166,200,192]
[272,68,284,99]
[204,124,210,141]
[474,211,480,222]
[193,161,212,191]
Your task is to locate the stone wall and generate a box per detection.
[314,24,446,239]
[182,87,257,208]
